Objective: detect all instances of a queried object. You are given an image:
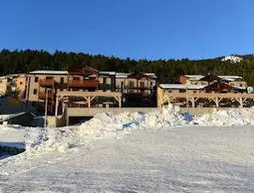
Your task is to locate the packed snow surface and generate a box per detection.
[1,105,254,192]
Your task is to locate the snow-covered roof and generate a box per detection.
[115,72,157,79]
[0,76,7,80]
[218,76,243,81]
[185,75,243,82]
[144,73,157,79]
[184,75,204,81]
[115,73,130,78]
[6,73,26,78]
[160,84,206,90]
[99,71,116,76]
[29,70,69,75]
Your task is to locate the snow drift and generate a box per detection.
[1,104,254,154]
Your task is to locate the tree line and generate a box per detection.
[1,49,254,85]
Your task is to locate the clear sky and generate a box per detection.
[1,0,254,60]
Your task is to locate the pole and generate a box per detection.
[44,89,48,128]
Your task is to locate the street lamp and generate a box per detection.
[44,88,51,128]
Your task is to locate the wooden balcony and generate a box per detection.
[38,92,54,100]
[39,79,55,87]
[67,80,99,88]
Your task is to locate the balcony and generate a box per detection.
[67,80,99,88]
[38,92,54,100]
[39,79,55,87]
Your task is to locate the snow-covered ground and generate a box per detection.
[1,106,254,192]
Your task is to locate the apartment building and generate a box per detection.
[158,74,252,108]
[25,67,158,114]
[25,70,69,112]
[115,72,157,93]
[114,72,157,107]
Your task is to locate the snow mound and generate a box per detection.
[77,104,188,140]
[194,108,254,126]
[26,104,189,153]
[4,105,254,154]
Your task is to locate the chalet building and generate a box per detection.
[25,67,157,114]
[115,72,157,107]
[158,74,253,108]
[179,74,247,88]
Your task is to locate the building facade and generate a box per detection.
[25,67,158,114]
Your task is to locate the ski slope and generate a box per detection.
[1,106,254,192]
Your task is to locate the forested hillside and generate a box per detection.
[1,49,254,85]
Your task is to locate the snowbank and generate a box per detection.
[2,105,254,154]
[195,108,254,126]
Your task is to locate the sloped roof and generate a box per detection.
[99,71,116,76]
[69,67,98,75]
[184,75,243,82]
[116,72,157,79]
[160,84,206,90]
[29,70,68,75]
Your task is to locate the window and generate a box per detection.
[129,81,134,88]
[34,77,39,82]
[73,77,80,81]
[20,82,23,85]
[60,77,64,83]
[33,89,38,95]
[121,81,124,88]
[103,78,107,84]
[240,84,243,87]
[140,82,145,88]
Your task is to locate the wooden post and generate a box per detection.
[215,97,219,107]
[240,98,243,108]
[88,96,91,108]
[66,116,69,126]
[119,97,122,108]
[191,97,195,108]
[55,96,58,116]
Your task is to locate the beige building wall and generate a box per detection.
[98,76,114,91]
[26,74,68,106]
[15,76,27,97]
[0,77,8,95]
[229,81,247,87]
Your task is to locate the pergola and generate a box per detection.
[55,91,122,116]
[157,87,254,108]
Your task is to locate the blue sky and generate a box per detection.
[1,0,254,60]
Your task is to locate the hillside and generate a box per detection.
[1,49,254,85]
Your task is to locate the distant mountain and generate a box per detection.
[219,54,254,63]
[221,55,243,63]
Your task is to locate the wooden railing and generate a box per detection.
[67,80,99,88]
[39,79,55,87]
[38,92,54,100]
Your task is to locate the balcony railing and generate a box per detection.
[67,80,99,88]
[38,92,54,100]
[39,79,55,87]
